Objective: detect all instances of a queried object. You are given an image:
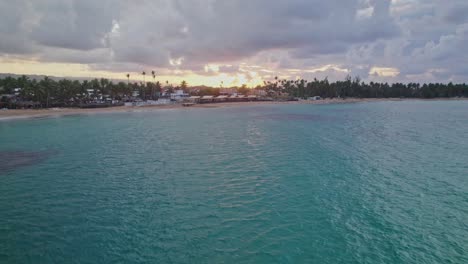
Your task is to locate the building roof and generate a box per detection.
[172,90,188,95]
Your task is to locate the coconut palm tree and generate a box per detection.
[151,71,156,99]
[181,80,188,91]
[126,73,130,86]
[142,71,146,99]
[40,76,55,108]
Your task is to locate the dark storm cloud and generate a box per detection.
[0,0,36,54]
[169,0,399,62]
[30,0,118,50]
[0,0,467,82]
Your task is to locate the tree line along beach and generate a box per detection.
[1,74,468,121]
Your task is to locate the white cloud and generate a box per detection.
[369,67,400,77]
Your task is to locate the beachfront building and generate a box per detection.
[86,89,94,95]
[16,101,41,108]
[188,96,201,103]
[200,95,214,103]
[253,89,267,97]
[215,95,228,102]
[13,88,22,96]
[156,98,172,104]
[1,94,42,109]
[170,90,190,101]
[308,96,322,101]
[247,95,258,101]
[227,94,248,102]
[0,94,17,108]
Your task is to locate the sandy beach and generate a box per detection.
[0,97,465,121]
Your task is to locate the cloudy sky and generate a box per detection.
[0,0,467,86]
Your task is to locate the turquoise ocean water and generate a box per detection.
[0,101,467,263]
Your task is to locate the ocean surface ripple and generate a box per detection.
[0,101,467,263]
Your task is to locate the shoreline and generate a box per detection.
[0,98,466,122]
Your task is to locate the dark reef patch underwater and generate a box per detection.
[0,150,56,173]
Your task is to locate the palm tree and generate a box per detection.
[151,71,156,99]
[142,71,146,99]
[155,81,162,96]
[126,73,130,86]
[41,76,54,108]
[181,80,188,90]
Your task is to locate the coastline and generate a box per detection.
[0,97,465,122]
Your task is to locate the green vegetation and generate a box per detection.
[263,76,468,99]
[1,74,467,108]
[0,75,163,108]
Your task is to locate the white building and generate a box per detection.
[170,90,190,101]
[308,96,322,101]
[13,88,22,96]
